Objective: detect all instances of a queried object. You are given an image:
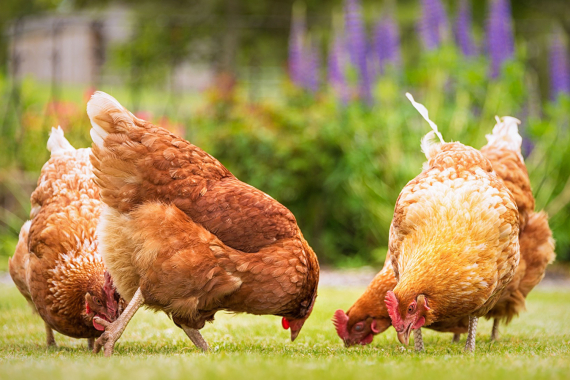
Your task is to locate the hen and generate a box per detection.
[8,128,121,349]
[86,92,320,356]
[333,253,468,348]
[334,116,555,348]
[384,94,520,352]
[480,117,555,340]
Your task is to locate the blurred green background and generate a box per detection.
[0,0,569,270]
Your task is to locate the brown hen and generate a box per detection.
[481,117,555,340]
[86,92,319,356]
[8,128,121,349]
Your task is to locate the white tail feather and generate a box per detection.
[406,92,445,144]
[420,130,442,161]
[485,116,523,162]
[87,91,126,149]
[47,127,75,154]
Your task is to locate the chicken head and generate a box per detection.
[385,291,430,345]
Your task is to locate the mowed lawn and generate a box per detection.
[0,284,569,380]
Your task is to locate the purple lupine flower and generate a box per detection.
[328,33,350,103]
[454,0,476,56]
[549,31,570,100]
[344,0,371,102]
[373,13,402,74]
[486,0,515,78]
[418,0,449,51]
[303,38,321,93]
[288,6,306,86]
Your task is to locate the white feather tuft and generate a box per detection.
[485,116,523,162]
[47,126,75,154]
[87,91,125,148]
[420,130,443,161]
[406,92,445,143]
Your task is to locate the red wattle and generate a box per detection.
[413,316,426,330]
[93,319,105,331]
[282,317,290,329]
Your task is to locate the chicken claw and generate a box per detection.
[452,333,461,343]
[45,323,57,348]
[93,287,145,357]
[490,318,499,341]
[464,316,478,352]
[413,328,424,352]
[181,325,209,352]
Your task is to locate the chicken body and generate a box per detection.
[87,92,319,356]
[8,128,120,348]
[384,130,520,352]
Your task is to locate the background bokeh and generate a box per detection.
[0,0,569,269]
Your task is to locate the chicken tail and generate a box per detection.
[86,92,150,212]
[87,91,137,148]
[47,126,75,154]
[484,116,523,162]
[405,93,445,161]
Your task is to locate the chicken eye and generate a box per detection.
[408,304,416,314]
[94,297,102,306]
[354,323,364,332]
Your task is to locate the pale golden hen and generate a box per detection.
[384,94,520,352]
[334,116,554,348]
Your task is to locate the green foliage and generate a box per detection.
[1,44,569,266]
[1,284,570,379]
[190,46,570,265]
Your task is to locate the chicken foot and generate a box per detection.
[45,323,56,347]
[452,333,461,343]
[413,328,424,352]
[181,325,209,352]
[490,318,499,341]
[93,287,145,357]
[464,316,478,352]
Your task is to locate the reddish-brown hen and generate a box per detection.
[481,117,555,340]
[86,92,319,356]
[8,128,121,349]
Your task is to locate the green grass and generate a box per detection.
[0,284,569,380]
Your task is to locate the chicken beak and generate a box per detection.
[290,328,301,342]
[397,324,413,345]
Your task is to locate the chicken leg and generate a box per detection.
[93,287,145,357]
[181,325,209,352]
[464,316,478,352]
[413,328,424,352]
[45,323,56,347]
[452,333,461,343]
[490,318,499,341]
[87,338,95,350]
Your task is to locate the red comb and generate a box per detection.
[385,291,403,329]
[103,271,119,320]
[282,317,290,330]
[332,309,350,340]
